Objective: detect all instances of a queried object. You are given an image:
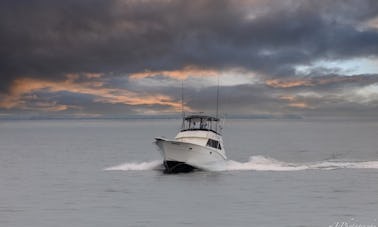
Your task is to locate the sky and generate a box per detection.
[0,0,378,119]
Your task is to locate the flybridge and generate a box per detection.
[184,114,219,121]
[180,114,222,135]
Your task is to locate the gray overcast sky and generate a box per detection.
[0,0,378,119]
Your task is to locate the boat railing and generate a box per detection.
[180,128,220,135]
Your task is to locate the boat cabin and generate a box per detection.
[181,114,221,134]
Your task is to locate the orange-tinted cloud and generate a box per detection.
[28,101,72,112]
[363,16,378,30]
[0,74,191,113]
[278,95,296,101]
[129,66,218,80]
[278,95,311,109]
[266,79,313,88]
[287,102,310,109]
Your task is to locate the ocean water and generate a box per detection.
[1,119,378,227]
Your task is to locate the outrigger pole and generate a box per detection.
[216,75,220,119]
[215,75,220,132]
[181,80,184,118]
[181,80,185,129]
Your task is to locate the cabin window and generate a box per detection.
[206,139,221,150]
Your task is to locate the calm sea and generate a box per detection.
[1,119,377,227]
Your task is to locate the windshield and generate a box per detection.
[181,116,220,133]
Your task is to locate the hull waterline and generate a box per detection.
[163,161,196,173]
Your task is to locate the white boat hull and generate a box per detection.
[155,137,227,173]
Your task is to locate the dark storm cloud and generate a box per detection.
[1,0,378,93]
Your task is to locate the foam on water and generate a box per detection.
[223,155,378,171]
[104,156,378,172]
[104,160,162,171]
[224,156,308,171]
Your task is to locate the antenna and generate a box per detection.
[180,79,185,130]
[216,75,220,118]
[181,79,184,117]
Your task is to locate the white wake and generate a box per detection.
[104,160,162,171]
[224,155,378,171]
[104,156,378,172]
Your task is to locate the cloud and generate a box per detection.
[363,16,378,30]
[129,66,218,80]
[1,0,378,85]
[265,74,378,88]
[1,0,378,118]
[0,74,187,114]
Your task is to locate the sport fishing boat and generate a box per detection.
[155,113,227,173]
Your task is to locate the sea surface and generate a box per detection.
[1,119,378,227]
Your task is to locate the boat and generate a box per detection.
[154,113,227,173]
